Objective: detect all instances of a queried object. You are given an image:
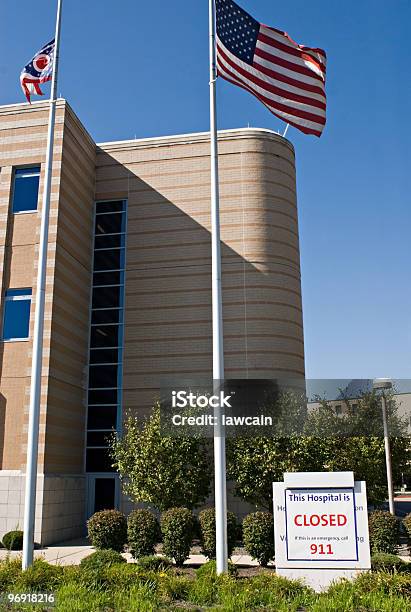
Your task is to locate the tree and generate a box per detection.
[226,389,328,509]
[304,391,410,505]
[227,389,410,509]
[110,404,212,511]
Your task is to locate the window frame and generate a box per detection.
[12,166,41,214]
[2,288,32,342]
[85,200,127,475]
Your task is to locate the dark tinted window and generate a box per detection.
[88,405,118,429]
[93,271,123,287]
[87,431,112,446]
[12,167,40,212]
[93,249,125,271]
[88,389,118,405]
[96,201,125,213]
[90,325,120,348]
[89,364,120,388]
[91,309,123,325]
[95,234,123,249]
[94,478,116,512]
[87,200,126,474]
[95,213,126,235]
[92,286,122,309]
[86,448,114,472]
[2,289,32,340]
[90,348,121,364]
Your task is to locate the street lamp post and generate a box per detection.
[373,378,395,515]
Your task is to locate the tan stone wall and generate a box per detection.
[0,100,95,475]
[0,100,65,470]
[96,129,304,414]
[45,105,95,474]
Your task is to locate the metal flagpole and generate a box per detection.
[22,0,63,570]
[209,0,228,574]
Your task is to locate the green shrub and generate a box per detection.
[242,512,274,566]
[159,573,191,601]
[2,530,24,550]
[371,552,410,574]
[353,570,411,598]
[87,509,127,552]
[0,558,23,590]
[403,512,411,539]
[198,507,238,559]
[80,549,126,572]
[161,507,194,566]
[137,555,173,571]
[368,510,400,554]
[15,559,64,591]
[127,509,160,559]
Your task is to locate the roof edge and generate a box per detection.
[97,127,294,153]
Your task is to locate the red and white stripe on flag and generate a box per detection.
[216,1,327,137]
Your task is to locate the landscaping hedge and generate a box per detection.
[2,530,23,551]
[161,507,194,567]
[368,510,400,554]
[198,507,238,559]
[403,512,411,541]
[371,552,410,574]
[127,509,160,559]
[242,512,274,566]
[80,549,126,571]
[87,509,127,552]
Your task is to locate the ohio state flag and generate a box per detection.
[20,39,55,103]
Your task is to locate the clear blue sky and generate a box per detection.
[1,0,410,379]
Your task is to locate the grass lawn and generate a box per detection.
[0,557,410,611]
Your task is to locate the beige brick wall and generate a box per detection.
[0,100,95,475]
[96,128,304,415]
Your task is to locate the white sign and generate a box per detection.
[273,472,371,591]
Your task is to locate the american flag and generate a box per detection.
[215,0,327,137]
[20,39,55,103]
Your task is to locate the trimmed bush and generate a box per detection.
[87,509,127,552]
[161,507,194,567]
[198,507,238,559]
[371,552,411,574]
[2,530,23,551]
[403,512,411,540]
[368,510,400,554]
[242,512,274,566]
[127,509,160,559]
[80,549,126,572]
[137,555,173,571]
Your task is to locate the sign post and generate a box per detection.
[273,472,370,591]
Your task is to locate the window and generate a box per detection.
[335,404,342,415]
[86,200,127,473]
[12,167,40,213]
[2,289,32,340]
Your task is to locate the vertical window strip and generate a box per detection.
[86,201,127,472]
